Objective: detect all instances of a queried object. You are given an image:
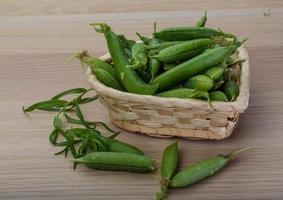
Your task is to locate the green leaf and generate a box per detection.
[54,139,81,147]
[53,116,62,130]
[74,103,91,129]
[49,129,59,145]
[94,122,120,136]
[54,147,68,155]
[64,113,95,127]
[79,95,98,104]
[51,88,88,100]
[23,99,68,112]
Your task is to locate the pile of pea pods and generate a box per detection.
[76,12,245,104]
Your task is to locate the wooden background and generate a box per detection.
[1,0,283,199]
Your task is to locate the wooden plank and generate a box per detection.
[1,1,283,199]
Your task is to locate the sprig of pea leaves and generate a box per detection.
[23,87,120,169]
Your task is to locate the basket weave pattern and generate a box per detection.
[87,46,249,140]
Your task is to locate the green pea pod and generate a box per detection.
[210,91,229,102]
[149,57,161,81]
[148,41,183,51]
[154,27,233,41]
[155,88,200,99]
[195,11,207,27]
[161,142,179,180]
[128,42,148,69]
[156,142,179,200]
[106,138,144,155]
[152,46,233,91]
[74,152,156,173]
[224,80,239,101]
[170,147,251,188]
[91,23,158,95]
[92,68,124,91]
[75,51,118,80]
[155,39,211,63]
[204,66,224,81]
[184,75,214,91]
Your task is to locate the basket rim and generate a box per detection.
[86,46,249,113]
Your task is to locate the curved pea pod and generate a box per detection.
[128,42,148,69]
[91,23,158,95]
[170,147,251,188]
[210,91,229,102]
[74,152,156,173]
[92,68,124,91]
[76,51,118,80]
[154,27,233,41]
[224,80,239,101]
[204,66,224,81]
[148,57,161,81]
[155,39,212,63]
[106,138,144,155]
[151,46,233,92]
[161,142,179,180]
[184,75,213,91]
[196,11,207,27]
[156,142,179,200]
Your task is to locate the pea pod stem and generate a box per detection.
[226,147,252,160]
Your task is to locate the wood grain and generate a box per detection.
[1,1,283,199]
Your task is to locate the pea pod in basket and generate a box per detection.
[151,46,233,91]
[90,23,158,95]
[154,26,233,41]
[154,39,212,63]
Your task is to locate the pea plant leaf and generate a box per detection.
[23,99,68,112]
[51,88,88,100]
[49,129,59,145]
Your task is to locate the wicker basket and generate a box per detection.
[86,46,249,140]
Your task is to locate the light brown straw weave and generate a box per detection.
[86,46,249,140]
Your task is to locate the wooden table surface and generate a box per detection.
[1,1,283,199]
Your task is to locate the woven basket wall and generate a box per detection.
[86,46,250,140]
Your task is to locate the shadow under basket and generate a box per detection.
[87,46,250,140]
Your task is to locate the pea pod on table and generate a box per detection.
[170,147,251,188]
[91,23,158,95]
[74,152,156,173]
[156,142,179,200]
